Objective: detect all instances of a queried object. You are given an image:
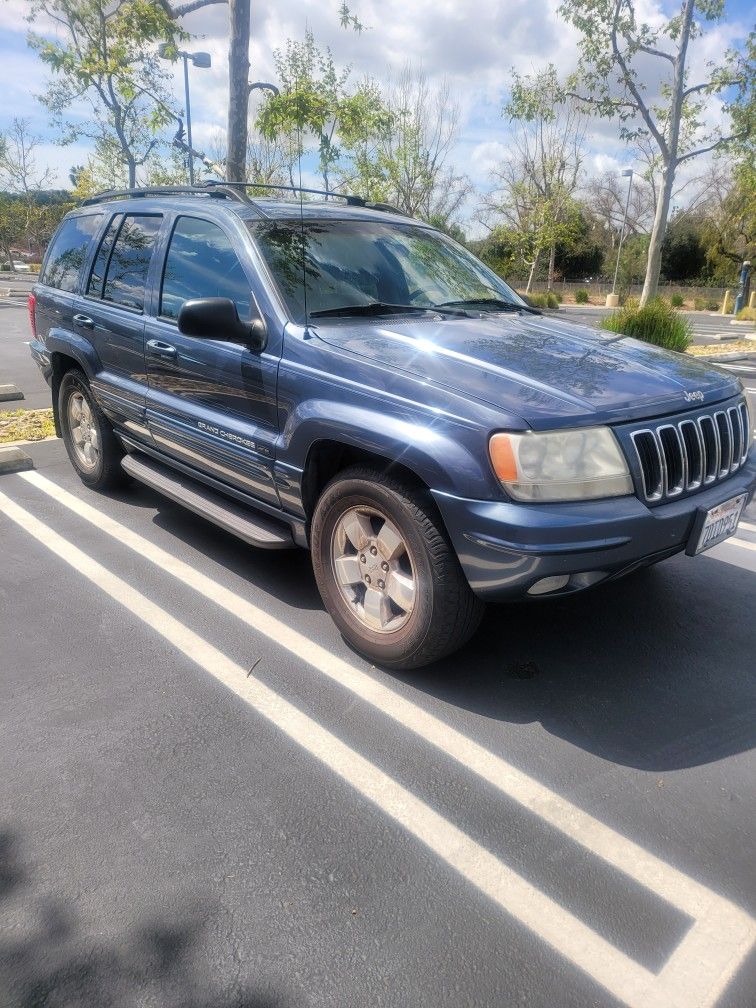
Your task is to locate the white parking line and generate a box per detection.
[727,537,756,552]
[6,474,756,1008]
[738,520,756,534]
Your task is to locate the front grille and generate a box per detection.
[629,400,750,503]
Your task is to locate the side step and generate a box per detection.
[121,452,295,550]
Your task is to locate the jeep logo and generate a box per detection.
[684,390,705,403]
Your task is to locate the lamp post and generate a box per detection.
[158,45,212,185]
[248,81,279,97]
[608,168,634,304]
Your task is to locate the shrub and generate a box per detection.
[575,288,590,304]
[693,297,706,310]
[600,297,692,352]
[736,306,756,322]
[670,293,684,308]
[707,299,720,311]
[521,291,560,309]
[554,291,564,303]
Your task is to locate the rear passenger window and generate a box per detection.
[102,214,162,312]
[40,214,103,292]
[87,215,122,299]
[160,216,252,322]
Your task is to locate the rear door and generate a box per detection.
[144,214,281,507]
[78,212,163,439]
[34,213,104,357]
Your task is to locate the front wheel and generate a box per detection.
[311,466,484,669]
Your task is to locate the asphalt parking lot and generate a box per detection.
[1,434,755,1008]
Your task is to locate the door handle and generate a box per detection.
[73,313,95,329]
[146,339,177,360]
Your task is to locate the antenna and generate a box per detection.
[296,102,310,338]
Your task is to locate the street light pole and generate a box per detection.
[182,53,194,185]
[611,169,634,296]
[158,45,211,186]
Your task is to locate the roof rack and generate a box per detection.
[204,181,409,215]
[79,185,250,207]
[79,182,410,217]
[203,180,366,206]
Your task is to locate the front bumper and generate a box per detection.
[433,457,756,600]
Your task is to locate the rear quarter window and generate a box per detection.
[40,214,103,292]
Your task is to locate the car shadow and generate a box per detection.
[394,556,756,772]
[0,829,292,1008]
[90,470,756,775]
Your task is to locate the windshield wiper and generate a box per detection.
[434,297,542,316]
[310,302,437,319]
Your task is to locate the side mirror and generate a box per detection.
[177,297,267,351]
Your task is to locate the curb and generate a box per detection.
[0,384,24,403]
[688,352,754,363]
[0,445,34,475]
[1,435,59,447]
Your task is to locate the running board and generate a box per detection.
[121,452,295,550]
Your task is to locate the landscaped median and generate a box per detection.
[0,408,56,445]
[687,340,755,358]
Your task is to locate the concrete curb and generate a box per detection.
[0,384,24,402]
[0,445,34,475]
[688,352,754,363]
[1,435,59,447]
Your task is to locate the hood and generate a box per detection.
[313,312,740,428]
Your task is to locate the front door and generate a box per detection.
[144,214,281,507]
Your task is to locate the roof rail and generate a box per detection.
[79,185,250,207]
[203,180,367,206]
[79,182,412,217]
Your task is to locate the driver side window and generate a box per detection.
[160,216,252,322]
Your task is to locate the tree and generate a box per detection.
[226,0,250,182]
[696,163,755,283]
[660,215,707,280]
[487,67,587,291]
[28,0,188,188]
[348,67,472,225]
[556,0,754,303]
[0,118,69,268]
[257,30,387,192]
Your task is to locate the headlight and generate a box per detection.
[489,427,633,502]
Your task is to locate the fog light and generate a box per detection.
[527,575,570,596]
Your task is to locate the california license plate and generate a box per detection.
[686,493,747,556]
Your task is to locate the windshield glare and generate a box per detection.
[249,219,525,322]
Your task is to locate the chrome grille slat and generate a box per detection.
[629,397,750,504]
[728,406,742,470]
[679,420,703,489]
[715,411,732,476]
[738,402,750,463]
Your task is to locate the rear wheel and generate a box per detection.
[311,466,484,669]
[59,369,125,491]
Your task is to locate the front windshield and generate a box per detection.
[248,218,526,323]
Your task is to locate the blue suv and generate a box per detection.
[29,184,754,668]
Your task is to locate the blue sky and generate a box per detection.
[0,0,752,231]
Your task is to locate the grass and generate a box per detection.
[735,306,756,322]
[0,408,56,444]
[601,297,692,352]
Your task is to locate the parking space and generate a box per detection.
[1,438,755,1007]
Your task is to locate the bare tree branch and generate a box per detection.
[675,131,748,165]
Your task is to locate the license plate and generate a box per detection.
[686,493,747,556]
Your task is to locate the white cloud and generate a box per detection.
[1,0,750,224]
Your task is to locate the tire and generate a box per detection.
[58,369,125,491]
[311,465,485,669]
